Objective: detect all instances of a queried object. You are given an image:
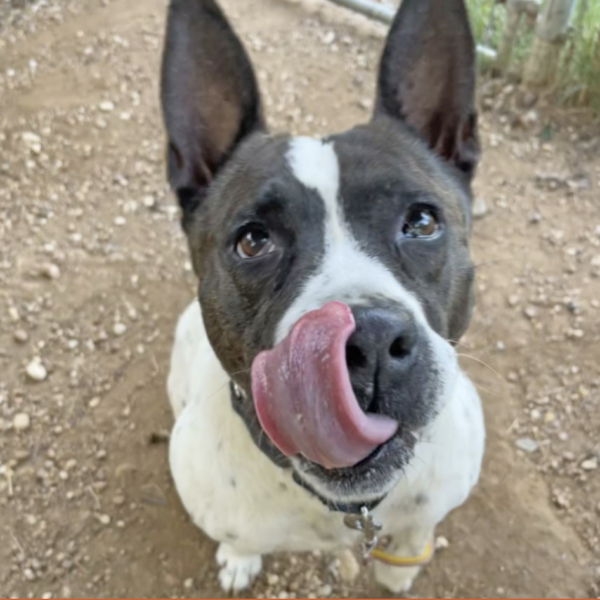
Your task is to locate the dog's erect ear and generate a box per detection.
[160,0,265,213]
[375,0,479,178]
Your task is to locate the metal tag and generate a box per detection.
[343,505,382,558]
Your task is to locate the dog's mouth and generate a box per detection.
[251,301,398,470]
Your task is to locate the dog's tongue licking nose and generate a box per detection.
[252,301,398,470]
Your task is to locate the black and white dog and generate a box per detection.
[161,0,485,593]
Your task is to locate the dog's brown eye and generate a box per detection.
[402,208,439,238]
[236,228,273,259]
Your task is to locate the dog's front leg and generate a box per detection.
[216,543,263,593]
[372,526,434,594]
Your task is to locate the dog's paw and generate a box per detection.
[374,563,420,595]
[216,543,262,593]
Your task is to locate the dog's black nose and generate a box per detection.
[346,306,419,413]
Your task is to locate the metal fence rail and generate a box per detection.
[323,0,497,59]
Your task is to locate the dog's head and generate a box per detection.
[161,0,479,508]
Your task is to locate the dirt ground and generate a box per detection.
[1,0,600,598]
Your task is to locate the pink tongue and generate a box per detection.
[251,301,398,470]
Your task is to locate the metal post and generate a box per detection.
[322,0,497,60]
[325,0,395,25]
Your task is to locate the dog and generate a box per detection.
[160,0,485,593]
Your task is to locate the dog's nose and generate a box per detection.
[345,306,418,413]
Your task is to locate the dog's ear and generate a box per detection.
[374,0,479,178]
[160,0,265,215]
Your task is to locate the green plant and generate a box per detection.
[466,0,600,112]
[559,0,600,112]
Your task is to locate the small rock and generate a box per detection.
[524,306,538,320]
[267,574,280,586]
[21,132,42,154]
[515,437,538,453]
[89,397,101,408]
[39,263,61,280]
[357,98,372,112]
[553,491,570,509]
[13,413,31,431]
[113,323,127,336]
[26,359,47,382]
[435,535,450,550]
[13,329,28,343]
[318,585,332,597]
[581,457,598,471]
[142,195,156,209]
[473,197,488,219]
[98,514,111,525]
[23,567,35,581]
[99,100,115,112]
[183,578,194,590]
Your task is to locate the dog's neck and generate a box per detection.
[228,381,385,514]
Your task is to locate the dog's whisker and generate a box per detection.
[456,353,503,381]
[446,338,473,350]
[472,381,500,398]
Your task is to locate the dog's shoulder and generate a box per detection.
[167,300,205,418]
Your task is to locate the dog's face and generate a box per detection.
[161,0,479,507]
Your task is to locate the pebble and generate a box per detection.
[26,359,47,382]
[113,323,127,336]
[515,437,539,453]
[23,568,35,581]
[98,514,111,525]
[524,306,538,320]
[89,397,101,408]
[99,100,115,112]
[142,195,156,208]
[183,578,194,590]
[473,197,488,218]
[39,263,61,280]
[21,132,42,154]
[13,413,31,431]
[435,535,450,550]
[267,574,280,586]
[508,294,520,307]
[581,457,598,471]
[13,329,29,343]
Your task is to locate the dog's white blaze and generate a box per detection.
[287,136,344,245]
[280,136,428,345]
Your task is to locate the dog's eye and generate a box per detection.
[402,208,439,239]
[236,227,274,259]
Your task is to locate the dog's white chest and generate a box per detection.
[170,398,360,554]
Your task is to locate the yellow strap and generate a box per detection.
[369,540,434,567]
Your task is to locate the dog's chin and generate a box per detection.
[290,430,417,510]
